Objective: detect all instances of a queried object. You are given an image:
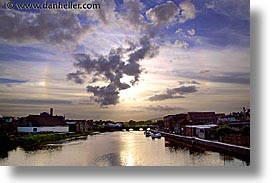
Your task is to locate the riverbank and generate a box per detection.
[0,131,99,152]
[154,130,250,162]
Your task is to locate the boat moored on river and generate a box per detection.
[144,130,151,137]
[151,132,161,139]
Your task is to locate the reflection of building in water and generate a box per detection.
[219,154,248,166]
[42,144,63,152]
[164,133,250,165]
[220,154,234,161]
[164,137,206,155]
[0,149,8,159]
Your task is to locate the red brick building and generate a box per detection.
[163,113,187,132]
[187,112,216,124]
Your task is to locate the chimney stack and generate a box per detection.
[50,108,53,116]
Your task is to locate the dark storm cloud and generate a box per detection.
[148,85,198,101]
[67,36,159,106]
[0,9,90,48]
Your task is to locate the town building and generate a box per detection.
[163,112,218,133]
[184,124,217,139]
[217,116,238,124]
[17,108,69,133]
[226,120,250,132]
[163,113,187,133]
[187,112,216,124]
[0,116,18,133]
[66,120,93,132]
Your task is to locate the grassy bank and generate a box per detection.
[15,131,98,150]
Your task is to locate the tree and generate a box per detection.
[128,120,136,126]
[216,126,235,136]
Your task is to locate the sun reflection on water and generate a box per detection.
[120,132,138,166]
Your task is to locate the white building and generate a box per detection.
[17,126,69,133]
[17,109,69,133]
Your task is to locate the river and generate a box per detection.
[0,131,249,166]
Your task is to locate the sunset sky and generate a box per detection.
[0,0,250,121]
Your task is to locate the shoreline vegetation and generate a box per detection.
[0,131,99,153]
[16,131,99,150]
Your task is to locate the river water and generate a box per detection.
[0,131,249,166]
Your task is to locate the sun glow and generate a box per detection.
[119,82,147,102]
[38,81,47,87]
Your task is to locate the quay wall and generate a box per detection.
[154,130,250,160]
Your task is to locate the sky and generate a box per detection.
[0,0,250,121]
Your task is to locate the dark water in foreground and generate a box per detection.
[0,131,249,166]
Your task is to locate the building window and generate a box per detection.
[33,128,38,132]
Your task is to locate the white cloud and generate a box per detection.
[174,40,189,48]
[0,9,92,49]
[77,0,116,24]
[175,28,183,34]
[178,0,196,23]
[187,28,196,36]
[205,2,215,9]
[118,0,146,30]
[163,40,189,49]
[146,1,178,26]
